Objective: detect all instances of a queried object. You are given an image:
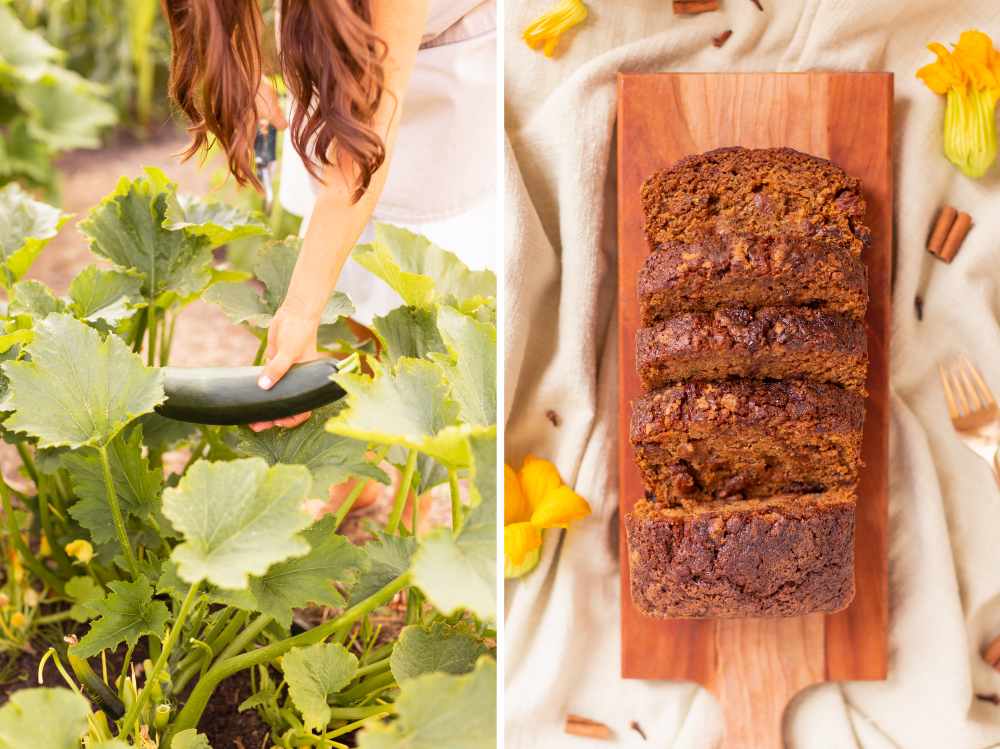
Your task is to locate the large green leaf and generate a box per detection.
[375,224,496,301]
[357,658,496,749]
[430,306,496,427]
[0,688,89,749]
[164,193,270,249]
[466,429,496,509]
[66,265,143,325]
[352,241,437,309]
[0,183,69,290]
[71,576,169,658]
[161,458,313,589]
[238,402,388,496]
[390,622,488,683]
[171,729,213,749]
[248,514,369,627]
[78,168,214,305]
[326,358,470,470]
[124,412,198,451]
[1,314,164,448]
[204,237,354,328]
[350,531,416,606]
[283,643,359,732]
[8,279,65,320]
[17,71,117,151]
[412,430,496,619]
[371,306,447,367]
[64,575,104,623]
[0,4,61,83]
[64,427,161,545]
[156,559,256,611]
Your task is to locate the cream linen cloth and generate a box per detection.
[504,1,1000,747]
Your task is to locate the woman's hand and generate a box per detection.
[256,78,288,130]
[250,305,320,432]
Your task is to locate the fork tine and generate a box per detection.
[949,361,971,415]
[940,362,961,418]
[957,357,984,411]
[961,352,996,406]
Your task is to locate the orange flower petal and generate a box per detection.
[504,522,541,566]
[517,456,563,515]
[504,463,530,526]
[530,485,591,529]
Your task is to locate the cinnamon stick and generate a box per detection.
[939,212,971,263]
[927,205,957,256]
[565,715,610,740]
[983,631,1000,667]
[713,30,733,47]
[673,0,719,13]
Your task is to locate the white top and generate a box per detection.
[279,0,497,223]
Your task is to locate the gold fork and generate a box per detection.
[939,353,1000,488]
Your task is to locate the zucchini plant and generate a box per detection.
[0,176,497,748]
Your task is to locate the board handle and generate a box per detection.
[710,616,826,749]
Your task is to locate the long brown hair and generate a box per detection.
[161,0,387,203]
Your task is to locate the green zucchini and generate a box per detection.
[68,652,126,720]
[155,360,346,426]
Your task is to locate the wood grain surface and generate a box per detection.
[616,73,892,748]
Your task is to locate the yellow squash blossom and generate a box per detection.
[504,456,591,578]
[65,539,94,565]
[522,0,587,58]
[917,30,1000,178]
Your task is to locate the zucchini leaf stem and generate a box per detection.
[385,449,417,535]
[98,445,139,581]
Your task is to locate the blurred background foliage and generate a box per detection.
[3,0,298,266]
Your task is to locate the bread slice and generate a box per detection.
[640,146,870,253]
[624,490,856,619]
[637,232,868,327]
[630,380,863,506]
[636,306,867,393]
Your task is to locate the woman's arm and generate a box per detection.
[251,0,430,431]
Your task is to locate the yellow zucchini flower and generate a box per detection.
[522,0,587,58]
[917,30,1000,178]
[65,539,94,565]
[504,456,591,578]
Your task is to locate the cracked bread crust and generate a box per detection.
[636,307,868,393]
[630,380,863,505]
[640,146,869,253]
[624,491,856,618]
[637,232,868,326]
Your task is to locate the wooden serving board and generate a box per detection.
[616,73,892,748]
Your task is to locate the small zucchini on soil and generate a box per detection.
[68,652,126,720]
[155,359,346,426]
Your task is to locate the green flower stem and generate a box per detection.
[362,641,394,666]
[333,444,390,531]
[182,436,208,475]
[351,655,393,681]
[164,571,413,748]
[324,710,391,739]
[0,472,64,595]
[171,609,252,695]
[147,305,157,367]
[252,333,268,367]
[449,470,461,536]
[98,445,139,581]
[51,470,72,518]
[14,443,38,487]
[120,642,137,699]
[131,307,148,354]
[385,449,417,535]
[199,608,236,651]
[334,671,397,706]
[212,612,273,665]
[119,580,201,737]
[34,609,74,625]
[161,308,179,366]
[188,637,214,680]
[36,476,72,572]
